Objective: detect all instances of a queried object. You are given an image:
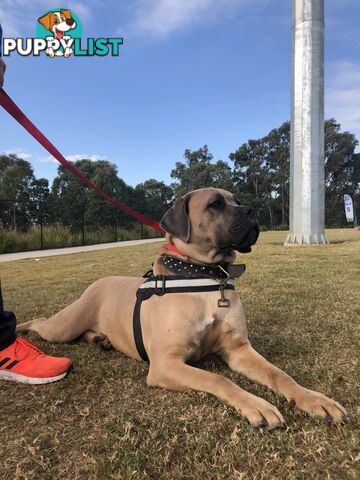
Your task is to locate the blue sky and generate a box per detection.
[0,0,359,187]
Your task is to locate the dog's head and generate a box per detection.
[38,9,76,39]
[160,188,259,264]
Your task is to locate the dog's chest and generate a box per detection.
[192,295,236,336]
[184,294,245,361]
[194,314,219,336]
[189,311,226,359]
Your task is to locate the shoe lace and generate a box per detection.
[14,338,43,358]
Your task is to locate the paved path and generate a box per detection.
[0,238,164,263]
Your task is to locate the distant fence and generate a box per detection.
[0,198,162,254]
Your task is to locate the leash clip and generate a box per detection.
[217,266,230,308]
[218,285,230,308]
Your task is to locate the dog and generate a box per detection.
[38,9,76,57]
[17,188,347,429]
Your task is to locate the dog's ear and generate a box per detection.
[160,195,191,242]
[38,12,54,30]
[60,9,72,19]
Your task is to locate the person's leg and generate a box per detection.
[0,283,17,351]
[0,282,73,384]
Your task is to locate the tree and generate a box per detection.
[134,179,173,220]
[84,160,133,228]
[0,154,51,230]
[171,145,233,196]
[265,122,290,225]
[324,119,359,226]
[51,159,134,230]
[51,163,88,230]
[230,119,359,228]
[229,137,275,226]
[1,117,358,238]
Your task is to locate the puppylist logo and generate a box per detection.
[2,8,123,58]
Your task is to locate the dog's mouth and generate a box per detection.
[55,28,64,40]
[220,224,259,254]
[236,226,259,253]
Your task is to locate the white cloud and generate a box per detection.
[67,2,92,23]
[4,148,32,159]
[65,154,108,162]
[38,153,107,163]
[0,7,23,37]
[37,153,107,164]
[128,0,254,38]
[38,155,57,164]
[326,61,360,141]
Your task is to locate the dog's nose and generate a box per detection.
[66,19,74,26]
[241,206,256,218]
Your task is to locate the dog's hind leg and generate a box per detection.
[82,330,112,350]
[16,297,96,344]
[16,318,47,334]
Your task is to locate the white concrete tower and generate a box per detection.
[285,0,328,245]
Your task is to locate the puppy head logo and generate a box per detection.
[36,8,82,57]
[38,9,76,40]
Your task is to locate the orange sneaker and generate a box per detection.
[0,338,73,384]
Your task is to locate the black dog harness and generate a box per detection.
[133,256,245,362]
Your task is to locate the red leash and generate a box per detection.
[0,89,164,234]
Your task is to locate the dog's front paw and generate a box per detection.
[241,395,286,430]
[295,388,347,423]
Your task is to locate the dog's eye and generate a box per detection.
[208,199,224,209]
[54,17,59,24]
[61,15,66,21]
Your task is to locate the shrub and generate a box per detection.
[0,224,162,254]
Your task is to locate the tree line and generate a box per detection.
[0,118,359,232]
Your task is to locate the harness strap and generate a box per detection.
[133,293,149,362]
[132,274,236,362]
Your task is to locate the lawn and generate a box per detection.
[0,229,359,480]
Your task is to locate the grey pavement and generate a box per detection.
[0,238,164,263]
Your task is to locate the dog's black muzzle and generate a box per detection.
[221,206,259,254]
[234,223,259,253]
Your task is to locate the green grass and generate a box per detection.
[0,229,359,480]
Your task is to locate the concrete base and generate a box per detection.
[284,232,329,245]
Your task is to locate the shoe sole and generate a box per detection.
[0,365,73,385]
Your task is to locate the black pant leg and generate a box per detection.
[0,311,17,350]
[0,283,17,351]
